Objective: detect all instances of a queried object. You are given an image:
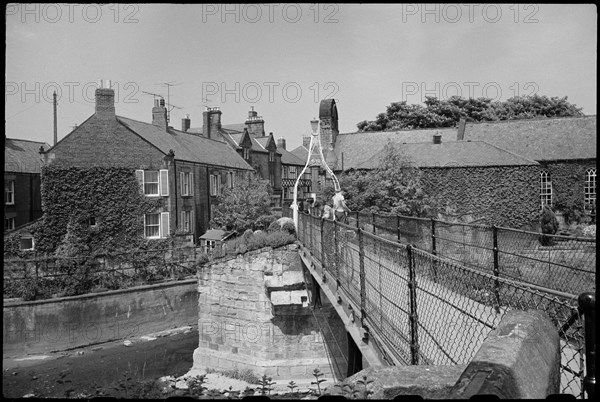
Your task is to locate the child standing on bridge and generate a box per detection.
[332,188,350,224]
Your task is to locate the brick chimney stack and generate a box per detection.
[152,98,168,130]
[95,79,115,119]
[182,114,191,132]
[245,106,265,137]
[203,107,222,140]
[277,137,286,150]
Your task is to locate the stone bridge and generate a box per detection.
[190,212,590,398]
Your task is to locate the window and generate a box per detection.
[269,173,275,187]
[269,151,275,162]
[181,210,194,233]
[226,172,234,189]
[288,166,297,180]
[5,180,15,205]
[210,174,220,196]
[5,217,15,231]
[585,168,597,211]
[205,240,216,254]
[180,172,194,196]
[20,236,34,251]
[540,170,552,207]
[243,148,250,160]
[144,212,170,239]
[135,169,169,196]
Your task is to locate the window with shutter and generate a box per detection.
[160,212,170,238]
[159,170,169,196]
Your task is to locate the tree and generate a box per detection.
[340,140,436,216]
[357,95,584,131]
[210,172,273,234]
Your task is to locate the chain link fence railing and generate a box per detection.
[3,247,201,300]
[316,210,595,296]
[292,208,593,398]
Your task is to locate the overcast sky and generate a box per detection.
[5,3,597,152]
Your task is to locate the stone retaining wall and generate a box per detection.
[3,279,198,358]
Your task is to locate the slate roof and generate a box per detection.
[116,117,253,170]
[188,123,245,135]
[199,229,234,241]
[223,132,270,153]
[5,138,50,173]
[332,127,457,170]
[354,140,539,169]
[278,146,306,166]
[290,145,309,163]
[462,115,597,161]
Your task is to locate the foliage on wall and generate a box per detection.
[420,165,540,228]
[34,166,170,255]
[545,161,597,224]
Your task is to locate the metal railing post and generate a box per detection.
[431,219,438,282]
[320,218,325,268]
[397,215,401,242]
[334,221,340,286]
[407,244,419,365]
[431,218,436,255]
[492,225,501,313]
[372,212,376,235]
[358,228,366,325]
[579,292,596,400]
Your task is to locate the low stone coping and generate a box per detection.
[449,309,560,398]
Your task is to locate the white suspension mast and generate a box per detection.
[292,118,340,230]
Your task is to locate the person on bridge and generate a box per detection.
[322,204,334,221]
[332,188,350,223]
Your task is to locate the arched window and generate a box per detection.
[540,170,552,207]
[584,168,596,211]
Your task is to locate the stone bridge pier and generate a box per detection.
[191,245,350,383]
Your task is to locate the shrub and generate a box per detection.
[539,205,559,246]
[255,215,277,231]
[582,225,596,238]
[280,221,296,236]
[268,220,281,232]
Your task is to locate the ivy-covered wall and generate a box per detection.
[421,165,540,228]
[543,159,596,212]
[33,166,168,255]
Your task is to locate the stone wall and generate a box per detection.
[192,245,348,382]
[3,279,198,358]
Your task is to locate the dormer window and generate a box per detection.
[243,148,250,160]
[269,151,275,162]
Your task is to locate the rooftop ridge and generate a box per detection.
[339,126,458,136]
[464,114,594,126]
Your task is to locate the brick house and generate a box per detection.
[5,137,49,232]
[188,107,283,206]
[275,137,312,206]
[461,116,597,220]
[41,83,253,243]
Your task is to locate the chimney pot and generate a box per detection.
[277,137,286,150]
[95,85,115,119]
[182,115,191,132]
[152,98,168,130]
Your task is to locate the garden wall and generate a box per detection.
[3,279,198,358]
